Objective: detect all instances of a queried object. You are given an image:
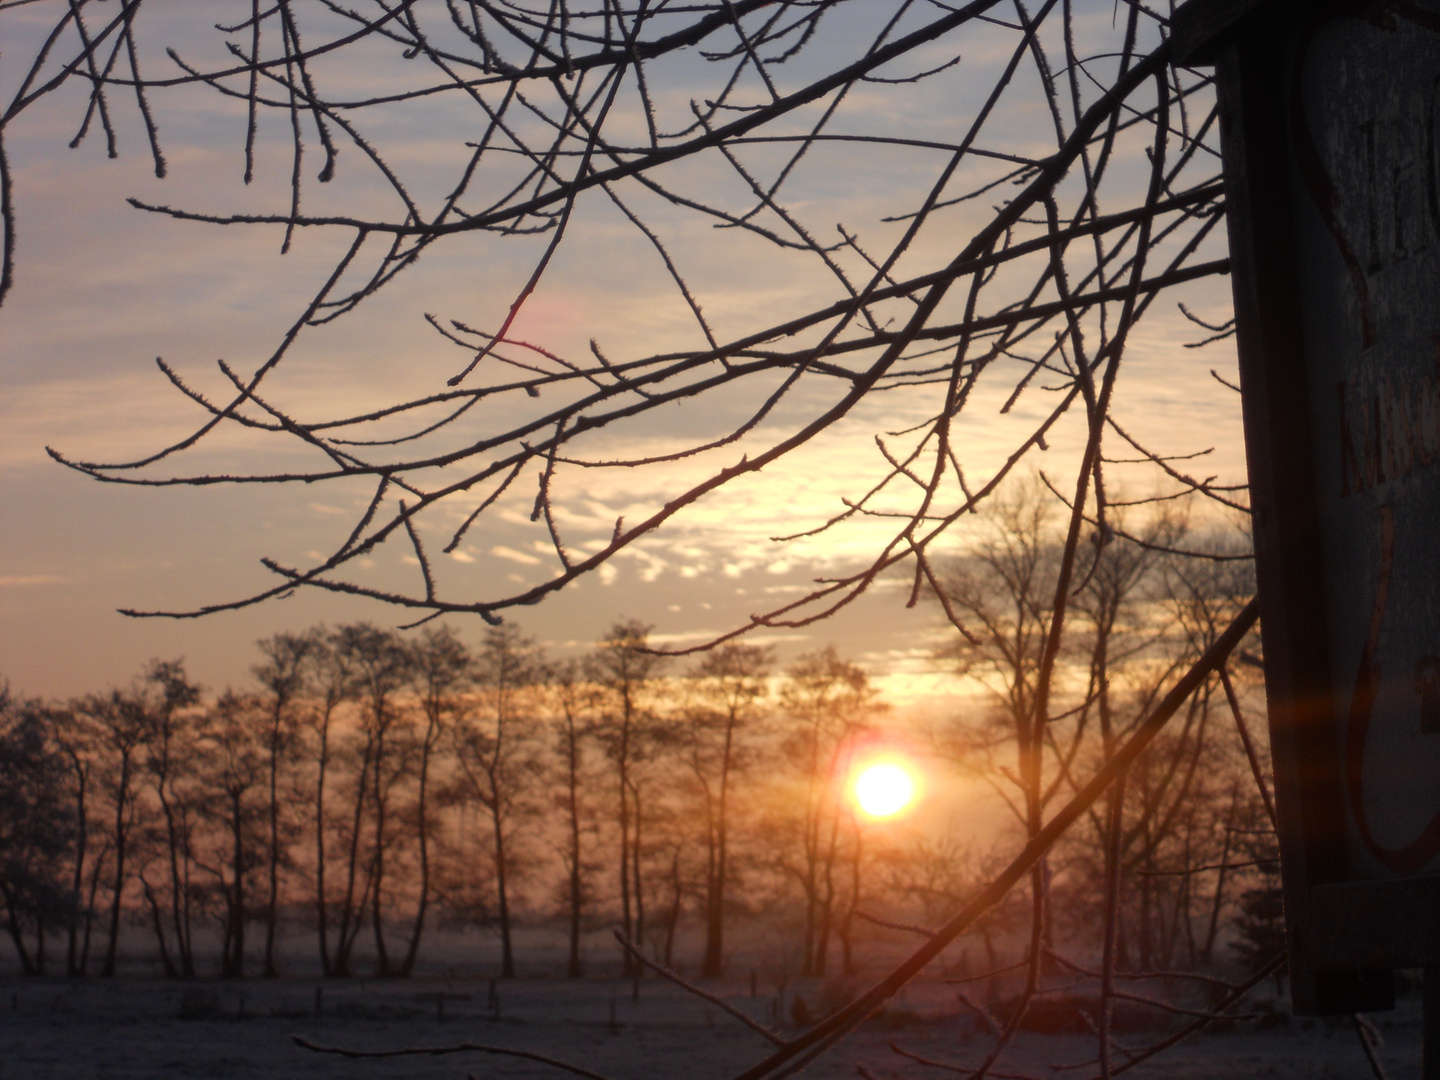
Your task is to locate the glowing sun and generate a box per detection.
[853,761,917,819]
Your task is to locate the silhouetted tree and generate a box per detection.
[588,619,668,976]
[685,642,771,977]
[399,625,471,976]
[452,624,542,977]
[75,685,150,977]
[306,627,352,977]
[332,623,413,978]
[545,659,596,979]
[1231,825,1284,989]
[777,646,883,976]
[49,704,98,976]
[0,689,74,974]
[307,624,416,978]
[133,659,203,977]
[197,691,266,977]
[251,630,319,977]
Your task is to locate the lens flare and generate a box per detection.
[854,761,916,819]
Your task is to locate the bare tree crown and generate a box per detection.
[2,1,1238,643]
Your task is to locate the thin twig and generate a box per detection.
[292,1034,619,1080]
[612,931,787,1046]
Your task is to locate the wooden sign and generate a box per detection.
[1174,0,1440,1014]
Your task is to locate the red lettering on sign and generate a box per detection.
[1337,358,1440,496]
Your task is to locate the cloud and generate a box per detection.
[0,8,1244,701]
[491,545,541,565]
[646,629,728,645]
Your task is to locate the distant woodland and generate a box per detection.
[1,505,1279,988]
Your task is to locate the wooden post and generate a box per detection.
[1426,968,1440,1080]
[1174,0,1440,1017]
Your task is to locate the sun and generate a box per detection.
[853,760,917,819]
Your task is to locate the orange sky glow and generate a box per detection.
[0,6,1247,705]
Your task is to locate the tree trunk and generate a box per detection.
[371,725,391,978]
[813,797,843,978]
[148,734,194,979]
[801,725,823,976]
[1138,869,1153,972]
[701,712,735,978]
[493,801,514,978]
[225,791,246,978]
[79,843,109,975]
[100,754,131,978]
[399,712,437,978]
[66,767,88,977]
[841,823,862,975]
[2,883,37,975]
[342,867,374,968]
[333,744,370,978]
[565,720,584,979]
[180,826,196,974]
[314,705,333,977]
[815,863,833,977]
[159,792,194,977]
[631,781,645,967]
[140,874,175,977]
[1201,790,1239,964]
[264,718,281,978]
[617,707,635,975]
[662,849,682,968]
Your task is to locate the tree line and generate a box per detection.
[1,507,1281,986]
[0,619,897,981]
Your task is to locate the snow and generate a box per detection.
[0,973,1423,1080]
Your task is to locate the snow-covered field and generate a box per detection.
[0,973,1422,1080]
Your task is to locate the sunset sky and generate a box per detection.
[0,4,1247,702]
